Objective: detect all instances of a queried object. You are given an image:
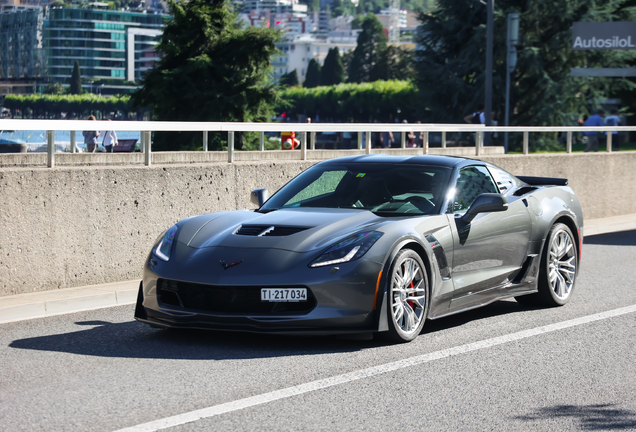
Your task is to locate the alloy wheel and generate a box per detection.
[548,228,577,300]
[390,255,427,335]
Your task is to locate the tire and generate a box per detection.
[514,292,540,306]
[536,223,578,306]
[385,249,429,343]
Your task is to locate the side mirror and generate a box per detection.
[250,188,269,207]
[461,193,508,224]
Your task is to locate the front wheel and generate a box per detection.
[385,249,429,343]
[537,223,578,306]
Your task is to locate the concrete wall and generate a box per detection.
[483,152,636,221]
[1,152,634,297]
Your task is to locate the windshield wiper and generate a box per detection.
[258,208,278,214]
[371,211,414,217]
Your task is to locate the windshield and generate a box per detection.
[260,163,451,216]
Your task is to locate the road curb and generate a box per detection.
[584,213,636,236]
[0,282,138,324]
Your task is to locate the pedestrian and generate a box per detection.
[576,115,588,144]
[604,109,621,151]
[381,130,394,148]
[464,104,495,145]
[342,119,355,149]
[415,121,424,147]
[407,130,416,147]
[82,115,100,153]
[583,109,605,152]
[101,118,118,153]
[464,103,485,125]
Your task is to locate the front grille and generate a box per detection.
[235,225,309,236]
[157,278,316,315]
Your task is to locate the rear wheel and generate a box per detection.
[517,223,577,307]
[385,249,429,343]
[537,223,578,306]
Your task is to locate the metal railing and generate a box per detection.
[1,119,634,168]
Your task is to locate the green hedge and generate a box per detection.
[3,94,133,118]
[4,80,419,122]
[279,80,419,122]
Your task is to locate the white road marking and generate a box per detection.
[113,304,636,432]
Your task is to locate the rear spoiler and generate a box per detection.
[517,176,568,186]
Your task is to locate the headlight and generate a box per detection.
[310,231,383,268]
[154,225,178,261]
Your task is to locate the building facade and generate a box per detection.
[0,5,46,94]
[240,0,307,15]
[44,7,167,87]
[273,31,358,82]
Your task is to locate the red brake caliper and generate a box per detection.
[407,281,415,309]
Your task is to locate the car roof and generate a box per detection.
[316,154,483,169]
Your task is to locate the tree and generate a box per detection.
[321,48,345,86]
[371,45,416,82]
[348,14,387,83]
[331,0,354,17]
[331,0,344,17]
[351,14,366,29]
[306,0,320,12]
[304,58,322,88]
[415,0,636,150]
[279,69,300,87]
[43,82,65,95]
[132,0,280,150]
[341,49,354,82]
[70,61,82,95]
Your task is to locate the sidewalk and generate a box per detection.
[0,280,139,324]
[1,214,634,325]
[583,213,636,236]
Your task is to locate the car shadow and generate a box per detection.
[422,298,539,334]
[8,319,386,360]
[9,299,536,359]
[513,403,636,430]
[584,229,636,246]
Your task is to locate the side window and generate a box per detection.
[488,166,515,193]
[452,166,498,213]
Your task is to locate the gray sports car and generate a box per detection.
[135,155,583,342]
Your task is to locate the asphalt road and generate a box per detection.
[1,230,636,432]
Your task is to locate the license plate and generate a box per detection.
[261,288,307,302]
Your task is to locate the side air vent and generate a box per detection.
[235,225,309,236]
[513,186,538,197]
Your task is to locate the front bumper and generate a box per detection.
[135,250,385,335]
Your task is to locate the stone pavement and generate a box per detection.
[1,214,634,324]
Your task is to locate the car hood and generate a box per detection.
[177,208,387,253]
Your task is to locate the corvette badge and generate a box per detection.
[220,260,243,270]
